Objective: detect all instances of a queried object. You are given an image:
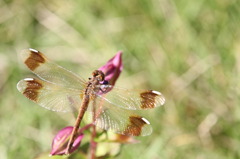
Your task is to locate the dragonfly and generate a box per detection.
[17,48,165,154]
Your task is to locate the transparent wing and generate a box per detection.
[20,48,86,90]
[96,85,165,110]
[17,78,84,112]
[88,97,153,136]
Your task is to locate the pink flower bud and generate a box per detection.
[50,126,84,156]
[98,51,123,86]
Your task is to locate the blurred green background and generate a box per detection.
[1,0,240,158]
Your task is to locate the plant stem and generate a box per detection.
[89,100,98,159]
[90,125,97,159]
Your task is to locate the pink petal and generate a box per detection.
[50,126,84,156]
[98,51,123,86]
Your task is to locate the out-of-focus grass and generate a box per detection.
[1,0,240,158]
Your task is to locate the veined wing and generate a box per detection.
[20,48,86,90]
[17,78,84,112]
[96,85,165,110]
[90,97,152,136]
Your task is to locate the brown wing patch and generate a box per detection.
[140,90,159,109]
[24,49,46,71]
[124,116,149,136]
[23,79,43,101]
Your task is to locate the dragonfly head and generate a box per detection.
[92,70,105,82]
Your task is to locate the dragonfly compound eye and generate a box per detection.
[92,70,105,81]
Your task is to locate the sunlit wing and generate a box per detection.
[20,48,86,90]
[17,78,84,112]
[89,97,153,136]
[96,85,165,110]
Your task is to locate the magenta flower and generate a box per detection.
[50,126,84,156]
[98,51,123,86]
